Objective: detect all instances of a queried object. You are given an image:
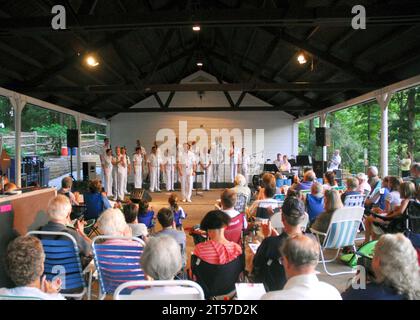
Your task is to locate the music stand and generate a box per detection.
[263,164,279,173]
[194,172,204,197]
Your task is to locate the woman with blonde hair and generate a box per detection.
[343,233,420,300]
[311,189,343,234]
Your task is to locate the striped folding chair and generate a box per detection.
[310,207,365,276]
[92,236,145,300]
[344,194,365,207]
[113,280,205,300]
[27,231,89,299]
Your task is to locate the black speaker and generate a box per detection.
[82,162,96,181]
[67,129,79,148]
[316,128,331,147]
[130,188,152,203]
[313,161,328,178]
[296,155,312,166]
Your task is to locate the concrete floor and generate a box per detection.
[148,189,355,294]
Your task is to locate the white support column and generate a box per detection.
[291,122,299,157]
[106,119,111,145]
[320,113,328,163]
[10,95,26,188]
[76,116,82,181]
[376,92,393,177]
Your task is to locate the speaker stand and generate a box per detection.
[69,152,75,181]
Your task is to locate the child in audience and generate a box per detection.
[137,199,156,233]
[168,193,187,230]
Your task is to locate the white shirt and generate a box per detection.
[223,208,248,229]
[274,159,283,169]
[104,154,113,170]
[280,161,291,172]
[328,154,341,171]
[133,153,143,167]
[249,198,280,217]
[200,152,212,166]
[230,147,239,164]
[148,153,160,167]
[238,153,249,166]
[211,143,225,165]
[0,287,65,300]
[261,274,342,300]
[179,151,196,175]
[386,190,402,211]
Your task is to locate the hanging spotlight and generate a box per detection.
[297,52,307,65]
[85,55,99,67]
[192,25,201,32]
[196,61,204,67]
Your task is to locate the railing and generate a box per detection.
[1,131,107,156]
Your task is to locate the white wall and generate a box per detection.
[110,110,296,162]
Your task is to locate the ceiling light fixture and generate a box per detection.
[196,62,204,67]
[86,55,99,67]
[297,52,307,65]
[192,25,201,32]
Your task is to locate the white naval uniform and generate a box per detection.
[238,152,249,183]
[230,147,239,183]
[116,154,126,201]
[148,153,160,192]
[155,147,162,191]
[103,154,113,197]
[200,152,212,190]
[123,155,130,194]
[212,143,225,183]
[133,153,144,189]
[179,150,195,201]
[164,154,176,191]
[100,145,110,188]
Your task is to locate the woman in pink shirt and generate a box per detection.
[193,210,242,265]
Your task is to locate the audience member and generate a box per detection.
[155,208,186,266]
[252,197,306,291]
[249,173,279,218]
[295,170,316,191]
[57,176,79,205]
[322,171,338,191]
[343,233,420,300]
[261,235,342,300]
[137,199,156,230]
[168,193,186,230]
[311,189,343,236]
[193,210,242,265]
[400,152,412,178]
[83,179,112,220]
[305,182,325,222]
[341,177,360,204]
[221,189,247,229]
[0,236,64,300]
[406,162,420,188]
[4,182,18,194]
[231,174,251,203]
[367,166,380,191]
[123,203,148,240]
[365,176,389,211]
[40,195,92,258]
[356,173,371,195]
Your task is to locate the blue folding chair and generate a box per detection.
[92,236,146,300]
[27,231,89,299]
[310,207,364,276]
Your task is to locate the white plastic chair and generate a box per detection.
[311,207,364,276]
[113,280,205,300]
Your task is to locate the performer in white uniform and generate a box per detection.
[152,141,162,192]
[133,147,144,189]
[328,149,341,171]
[121,147,131,194]
[112,146,126,201]
[178,143,196,203]
[238,147,249,183]
[229,141,239,183]
[273,153,283,170]
[148,146,161,192]
[212,136,225,183]
[103,148,113,197]
[200,146,212,191]
[163,149,176,192]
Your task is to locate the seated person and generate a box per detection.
[123,203,148,240]
[305,182,324,222]
[97,208,140,245]
[137,199,156,230]
[0,236,64,300]
[322,171,338,191]
[311,189,344,236]
[295,170,316,192]
[154,208,186,267]
[130,236,198,297]
[261,235,342,300]
[193,210,242,265]
[252,196,306,291]
[40,195,92,259]
[356,173,371,195]
[342,233,420,300]
[365,176,389,212]
[168,193,187,230]
[405,162,420,188]
[364,176,402,242]
[57,176,79,205]
[249,173,279,219]
[83,179,112,220]
[221,189,247,230]
[366,181,415,240]
[3,182,18,195]
[341,177,361,204]
[230,174,251,203]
